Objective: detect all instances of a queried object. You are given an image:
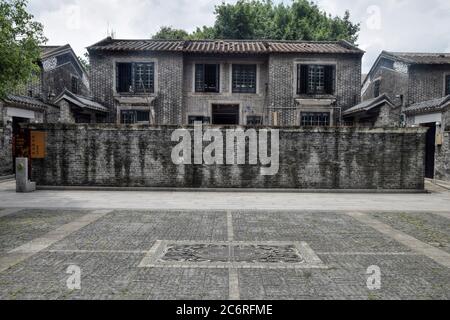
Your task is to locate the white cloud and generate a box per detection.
[28,0,450,72]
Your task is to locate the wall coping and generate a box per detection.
[24,123,428,134]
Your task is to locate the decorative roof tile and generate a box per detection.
[4,95,52,110]
[404,96,450,115]
[383,52,450,65]
[87,38,363,55]
[343,94,395,116]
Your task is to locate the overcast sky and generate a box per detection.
[28,0,450,73]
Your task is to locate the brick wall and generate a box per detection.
[0,103,13,176]
[28,124,426,190]
[435,107,450,182]
[268,53,362,125]
[183,55,268,124]
[408,65,450,105]
[89,51,184,124]
[362,67,408,106]
[435,131,450,182]
[89,51,362,126]
[373,103,402,127]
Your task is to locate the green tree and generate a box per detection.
[152,26,190,40]
[153,0,360,43]
[78,52,90,72]
[0,0,47,98]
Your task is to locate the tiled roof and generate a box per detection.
[343,94,394,116]
[404,95,450,115]
[384,51,450,65]
[40,44,72,59]
[4,95,52,110]
[54,89,108,112]
[87,38,363,54]
[183,40,268,53]
[40,45,62,55]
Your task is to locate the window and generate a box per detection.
[297,65,334,95]
[195,64,220,92]
[117,63,132,93]
[446,75,450,95]
[71,76,79,94]
[300,112,330,127]
[121,110,150,124]
[246,115,262,125]
[134,63,154,93]
[374,79,381,98]
[116,62,154,94]
[232,64,257,93]
[188,116,211,124]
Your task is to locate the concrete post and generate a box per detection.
[15,158,36,193]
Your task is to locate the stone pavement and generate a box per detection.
[0,180,449,300]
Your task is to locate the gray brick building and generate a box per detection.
[0,44,105,176]
[87,38,363,126]
[362,51,450,182]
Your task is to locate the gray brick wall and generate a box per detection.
[89,51,184,124]
[0,102,13,176]
[373,104,401,127]
[435,131,450,182]
[183,55,268,124]
[89,51,362,126]
[435,107,450,182]
[268,53,362,126]
[362,67,408,107]
[408,65,450,105]
[28,124,426,190]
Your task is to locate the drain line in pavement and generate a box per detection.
[227,211,240,300]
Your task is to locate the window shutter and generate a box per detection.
[324,65,334,94]
[298,65,308,94]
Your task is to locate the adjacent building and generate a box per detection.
[360,51,450,182]
[0,44,106,176]
[87,38,363,126]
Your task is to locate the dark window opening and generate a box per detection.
[300,112,330,127]
[212,104,239,125]
[374,79,381,98]
[188,116,211,124]
[446,75,450,96]
[71,76,79,94]
[116,62,154,94]
[195,64,220,93]
[121,110,150,124]
[246,115,262,125]
[232,64,257,93]
[297,65,334,95]
[117,63,132,93]
[75,114,91,124]
[136,111,150,122]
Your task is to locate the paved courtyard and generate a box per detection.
[0,180,449,300]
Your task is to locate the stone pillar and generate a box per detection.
[15,158,36,193]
